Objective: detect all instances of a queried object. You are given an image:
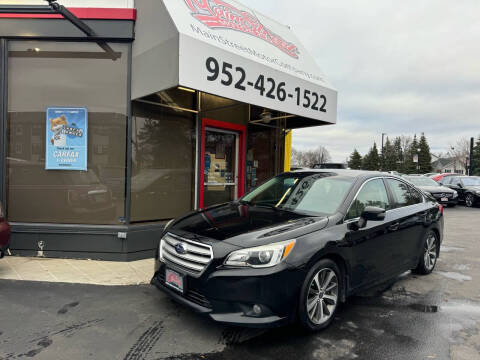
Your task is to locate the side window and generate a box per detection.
[387,179,422,208]
[408,187,424,204]
[441,176,454,184]
[346,179,390,220]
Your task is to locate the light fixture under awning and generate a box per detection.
[132,0,337,125]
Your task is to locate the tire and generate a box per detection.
[465,194,475,208]
[413,230,439,275]
[298,259,341,331]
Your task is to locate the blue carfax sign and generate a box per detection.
[45,107,88,171]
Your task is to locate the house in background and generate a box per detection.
[431,156,466,174]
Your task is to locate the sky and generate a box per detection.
[241,0,480,162]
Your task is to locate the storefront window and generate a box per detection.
[7,41,128,225]
[131,95,196,222]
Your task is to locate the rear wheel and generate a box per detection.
[413,230,438,275]
[465,194,475,207]
[298,259,341,331]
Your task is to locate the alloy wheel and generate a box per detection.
[466,194,474,207]
[306,268,338,325]
[424,233,437,271]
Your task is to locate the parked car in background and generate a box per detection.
[313,163,347,169]
[423,173,438,177]
[0,201,10,259]
[441,176,480,207]
[404,176,458,207]
[152,170,444,331]
[431,173,456,184]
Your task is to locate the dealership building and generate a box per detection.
[0,0,337,260]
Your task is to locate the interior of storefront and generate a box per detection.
[131,87,289,223]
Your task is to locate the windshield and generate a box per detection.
[406,176,439,187]
[462,177,480,186]
[240,172,355,216]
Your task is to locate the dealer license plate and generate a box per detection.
[165,268,184,293]
[441,197,448,202]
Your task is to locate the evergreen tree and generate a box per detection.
[404,135,419,174]
[348,149,363,170]
[348,149,362,170]
[383,137,397,171]
[418,133,432,173]
[472,136,480,176]
[363,143,380,171]
[393,137,403,172]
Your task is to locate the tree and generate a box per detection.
[418,133,432,173]
[291,146,331,168]
[472,136,480,176]
[402,134,419,174]
[348,149,363,169]
[362,143,380,171]
[383,137,397,171]
[392,137,403,172]
[448,138,470,174]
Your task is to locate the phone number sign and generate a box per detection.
[178,37,337,123]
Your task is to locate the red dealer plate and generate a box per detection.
[165,268,184,294]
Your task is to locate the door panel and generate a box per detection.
[385,179,428,271]
[343,178,397,288]
[203,129,238,208]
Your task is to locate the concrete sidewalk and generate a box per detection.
[0,255,154,285]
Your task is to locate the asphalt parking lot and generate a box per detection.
[0,206,479,360]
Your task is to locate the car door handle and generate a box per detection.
[388,222,400,231]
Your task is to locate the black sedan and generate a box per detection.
[404,175,458,207]
[152,170,444,331]
[441,175,480,207]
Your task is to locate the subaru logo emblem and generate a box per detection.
[175,243,188,255]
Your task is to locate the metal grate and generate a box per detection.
[432,193,453,198]
[160,233,213,275]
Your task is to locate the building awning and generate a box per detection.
[132,0,337,125]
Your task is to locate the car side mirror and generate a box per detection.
[348,206,386,230]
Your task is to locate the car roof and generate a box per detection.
[289,169,399,180]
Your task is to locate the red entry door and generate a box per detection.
[200,119,246,208]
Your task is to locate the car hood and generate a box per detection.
[417,185,455,193]
[168,202,329,248]
[464,185,480,191]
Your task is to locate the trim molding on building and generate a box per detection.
[0,7,136,20]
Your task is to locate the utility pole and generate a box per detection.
[470,137,474,175]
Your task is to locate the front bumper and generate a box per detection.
[431,195,458,206]
[152,260,305,328]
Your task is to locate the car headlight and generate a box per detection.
[224,240,296,268]
[453,191,458,198]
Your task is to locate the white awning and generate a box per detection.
[132,0,337,124]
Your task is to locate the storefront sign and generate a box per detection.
[132,0,337,124]
[45,107,88,171]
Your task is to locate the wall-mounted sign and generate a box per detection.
[45,107,88,171]
[132,0,337,124]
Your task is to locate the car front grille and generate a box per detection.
[160,233,213,275]
[432,193,453,198]
[157,267,213,309]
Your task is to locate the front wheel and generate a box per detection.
[413,231,439,275]
[298,259,341,331]
[465,194,475,207]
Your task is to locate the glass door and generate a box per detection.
[202,128,239,207]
